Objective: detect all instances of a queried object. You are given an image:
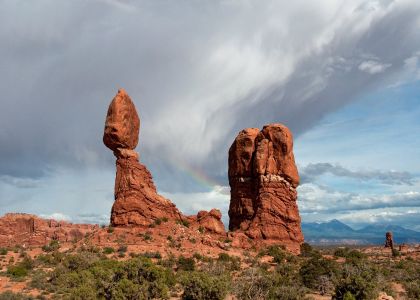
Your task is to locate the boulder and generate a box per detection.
[195,209,225,234]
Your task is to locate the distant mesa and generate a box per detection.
[228,124,304,252]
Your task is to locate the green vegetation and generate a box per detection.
[41,240,60,252]
[177,219,190,228]
[0,243,418,299]
[102,246,115,254]
[181,271,229,300]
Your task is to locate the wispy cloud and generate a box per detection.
[300,163,415,185]
[0,175,42,189]
[298,183,420,213]
[358,59,391,74]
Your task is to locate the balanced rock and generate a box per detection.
[104,89,140,151]
[104,89,182,226]
[228,124,304,252]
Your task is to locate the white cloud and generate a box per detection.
[40,212,71,221]
[358,60,391,74]
[298,182,420,213]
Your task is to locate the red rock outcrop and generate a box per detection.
[194,209,225,234]
[0,213,96,247]
[385,231,394,248]
[228,124,304,252]
[104,89,183,226]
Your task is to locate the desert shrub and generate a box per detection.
[333,248,366,264]
[154,218,162,225]
[177,219,190,228]
[0,291,36,300]
[234,265,306,300]
[392,248,401,257]
[217,253,241,271]
[6,255,35,279]
[29,270,49,290]
[142,251,162,259]
[333,263,380,300]
[61,252,100,272]
[35,251,64,267]
[68,284,97,300]
[7,265,28,278]
[178,256,195,271]
[143,231,153,241]
[103,246,115,254]
[300,256,338,291]
[44,254,174,299]
[233,268,272,300]
[181,271,229,300]
[107,226,114,233]
[109,278,147,299]
[160,253,177,268]
[117,245,127,258]
[193,252,203,260]
[405,280,420,300]
[265,245,287,263]
[0,248,8,255]
[343,291,356,300]
[345,250,366,261]
[299,242,315,257]
[334,247,350,258]
[42,240,60,252]
[19,255,34,270]
[268,284,307,300]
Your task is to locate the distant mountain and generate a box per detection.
[302,219,420,245]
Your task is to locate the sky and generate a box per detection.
[0,0,419,230]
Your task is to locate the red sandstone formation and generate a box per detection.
[104,89,183,226]
[0,213,96,247]
[228,123,304,251]
[385,231,394,248]
[193,209,225,234]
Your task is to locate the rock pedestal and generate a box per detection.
[385,231,394,248]
[228,124,304,251]
[104,89,182,226]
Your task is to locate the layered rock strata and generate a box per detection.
[228,124,304,250]
[0,213,96,247]
[104,89,182,226]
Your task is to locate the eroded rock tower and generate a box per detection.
[228,124,304,251]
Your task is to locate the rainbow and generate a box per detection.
[168,158,221,191]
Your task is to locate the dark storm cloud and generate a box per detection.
[0,0,420,194]
[300,163,415,185]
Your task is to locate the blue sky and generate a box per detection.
[0,0,419,230]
